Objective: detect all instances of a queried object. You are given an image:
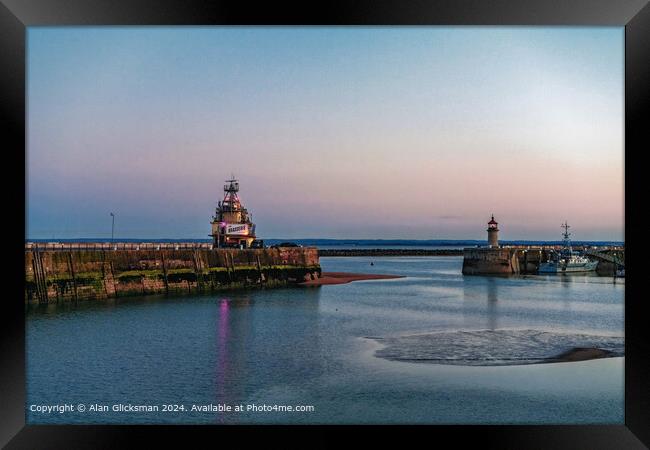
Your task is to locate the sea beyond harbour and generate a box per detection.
[26,256,624,425]
[26,238,625,249]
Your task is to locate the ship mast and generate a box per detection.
[222,177,241,212]
[561,221,572,254]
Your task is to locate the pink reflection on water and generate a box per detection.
[216,298,229,415]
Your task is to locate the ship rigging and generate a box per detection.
[538,221,597,274]
[210,177,258,249]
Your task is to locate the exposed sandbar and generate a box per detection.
[300,272,404,286]
[548,347,615,363]
[371,330,624,366]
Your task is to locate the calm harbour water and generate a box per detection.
[26,256,624,424]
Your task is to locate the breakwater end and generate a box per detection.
[462,247,521,275]
[25,244,320,304]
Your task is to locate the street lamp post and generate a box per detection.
[110,212,115,243]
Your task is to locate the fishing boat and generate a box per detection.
[538,222,598,274]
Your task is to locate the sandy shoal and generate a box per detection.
[549,347,616,363]
[300,272,404,286]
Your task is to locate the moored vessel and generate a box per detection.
[210,177,258,249]
[538,222,597,274]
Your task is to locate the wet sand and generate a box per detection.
[549,347,615,363]
[300,272,405,286]
[370,329,623,366]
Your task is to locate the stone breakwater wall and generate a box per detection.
[462,248,521,275]
[462,247,619,275]
[25,247,321,304]
[462,248,558,275]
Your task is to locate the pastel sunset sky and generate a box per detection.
[27,27,624,241]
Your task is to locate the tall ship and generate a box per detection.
[538,222,597,274]
[210,177,258,249]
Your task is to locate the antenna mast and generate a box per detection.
[561,221,572,252]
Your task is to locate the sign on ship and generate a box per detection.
[225,223,254,236]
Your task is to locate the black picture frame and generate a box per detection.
[2,0,649,447]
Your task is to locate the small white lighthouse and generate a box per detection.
[487,215,499,248]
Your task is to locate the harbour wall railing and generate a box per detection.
[25,242,214,251]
